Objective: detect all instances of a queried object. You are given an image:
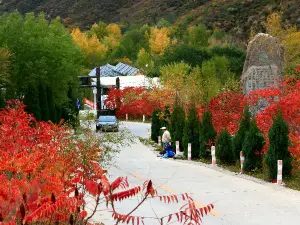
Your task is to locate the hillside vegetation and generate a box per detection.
[1,0,300,41]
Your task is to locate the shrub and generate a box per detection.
[199,110,217,158]
[242,119,265,172]
[151,109,161,143]
[265,114,293,180]
[233,105,251,159]
[170,98,185,152]
[216,129,235,164]
[183,103,200,158]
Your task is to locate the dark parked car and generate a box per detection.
[96,115,119,132]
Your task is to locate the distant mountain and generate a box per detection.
[1,0,299,41]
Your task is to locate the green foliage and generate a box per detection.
[0,48,11,85]
[265,114,292,179]
[47,86,56,123]
[0,12,83,107]
[114,27,149,61]
[160,106,171,131]
[23,82,41,121]
[170,98,185,152]
[184,25,211,49]
[157,18,171,28]
[151,109,161,143]
[199,110,217,158]
[233,105,251,159]
[0,89,5,109]
[161,44,212,67]
[242,120,265,172]
[38,83,50,122]
[183,103,200,159]
[216,129,235,164]
[211,46,246,77]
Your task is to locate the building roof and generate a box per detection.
[88,63,140,77]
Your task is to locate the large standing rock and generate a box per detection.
[241,33,284,95]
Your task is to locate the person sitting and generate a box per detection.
[159,143,175,158]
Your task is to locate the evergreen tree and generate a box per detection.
[56,107,62,124]
[233,105,251,159]
[199,110,217,158]
[38,82,50,121]
[182,103,200,159]
[0,89,5,110]
[23,83,41,121]
[151,109,161,143]
[242,119,265,172]
[216,129,235,164]
[170,98,185,152]
[265,114,292,179]
[47,86,56,123]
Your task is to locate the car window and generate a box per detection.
[98,116,117,122]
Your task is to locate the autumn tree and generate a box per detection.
[72,27,108,67]
[149,27,171,56]
[103,23,122,53]
[266,12,300,77]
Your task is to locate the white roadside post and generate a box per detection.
[240,151,245,174]
[143,115,145,123]
[93,88,97,110]
[211,146,216,165]
[188,143,192,161]
[277,160,283,185]
[158,136,161,146]
[176,141,180,155]
[126,114,128,121]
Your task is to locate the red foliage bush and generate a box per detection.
[0,100,213,224]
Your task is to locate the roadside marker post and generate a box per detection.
[211,146,216,165]
[143,115,145,123]
[240,151,245,174]
[148,128,150,137]
[176,141,179,155]
[188,143,192,161]
[126,114,128,121]
[277,160,283,185]
[158,136,161,146]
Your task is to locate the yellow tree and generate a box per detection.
[265,12,300,77]
[149,27,170,56]
[103,23,122,52]
[71,28,108,67]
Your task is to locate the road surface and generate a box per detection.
[91,122,300,225]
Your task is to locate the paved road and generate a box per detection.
[92,122,300,225]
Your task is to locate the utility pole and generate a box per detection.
[96,67,101,118]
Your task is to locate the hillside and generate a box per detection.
[0,0,299,41]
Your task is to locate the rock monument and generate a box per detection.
[241,33,284,95]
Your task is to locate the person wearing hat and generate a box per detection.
[161,127,171,148]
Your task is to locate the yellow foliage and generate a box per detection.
[71,28,108,66]
[106,24,122,40]
[265,12,300,76]
[149,27,170,56]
